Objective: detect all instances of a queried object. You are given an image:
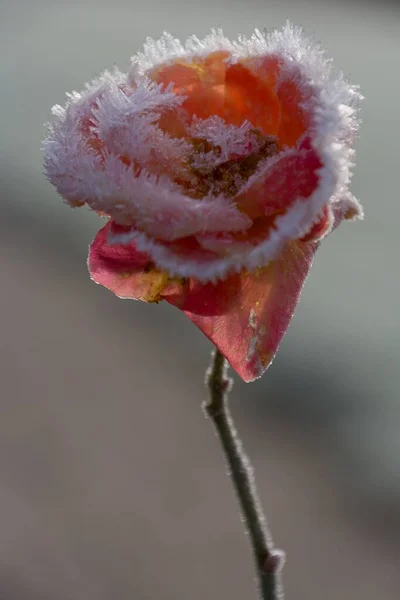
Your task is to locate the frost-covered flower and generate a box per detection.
[43,24,363,382]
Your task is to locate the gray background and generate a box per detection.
[1,0,400,598]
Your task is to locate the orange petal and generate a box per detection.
[276,79,309,147]
[244,55,281,89]
[150,53,231,124]
[151,54,281,134]
[224,63,281,134]
[150,62,202,91]
[182,83,227,121]
[203,51,231,81]
[245,54,308,148]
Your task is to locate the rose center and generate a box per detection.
[183,133,279,199]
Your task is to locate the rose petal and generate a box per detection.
[276,78,309,147]
[300,205,332,242]
[236,141,322,219]
[88,221,241,315]
[166,275,242,317]
[88,222,170,301]
[224,63,281,134]
[151,62,202,90]
[150,52,230,123]
[176,240,317,381]
[244,55,281,89]
[196,215,279,255]
[151,55,281,135]
[87,158,251,241]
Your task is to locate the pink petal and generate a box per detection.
[174,240,317,382]
[88,222,170,301]
[196,214,278,255]
[89,221,240,314]
[236,140,322,219]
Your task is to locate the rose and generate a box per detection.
[43,24,362,381]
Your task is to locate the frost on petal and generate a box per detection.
[149,50,230,123]
[236,140,322,220]
[44,24,363,382]
[300,205,333,242]
[58,152,251,241]
[88,222,171,301]
[189,117,265,165]
[88,222,241,314]
[96,167,252,240]
[223,62,281,134]
[112,202,315,283]
[176,241,317,382]
[91,77,190,173]
[332,191,363,225]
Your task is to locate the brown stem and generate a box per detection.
[204,349,285,600]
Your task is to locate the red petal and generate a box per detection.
[162,235,220,262]
[176,241,317,382]
[88,222,170,301]
[166,275,241,317]
[300,205,332,242]
[236,141,322,219]
[196,214,279,255]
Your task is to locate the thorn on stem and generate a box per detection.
[263,549,286,574]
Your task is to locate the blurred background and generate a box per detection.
[1,0,400,598]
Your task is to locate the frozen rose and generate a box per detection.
[43,24,363,381]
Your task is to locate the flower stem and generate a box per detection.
[204,349,284,600]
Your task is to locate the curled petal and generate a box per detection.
[73,157,251,241]
[110,201,319,283]
[300,205,333,242]
[236,140,322,219]
[332,191,363,226]
[196,215,279,255]
[88,222,170,301]
[89,222,242,316]
[90,222,318,381]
